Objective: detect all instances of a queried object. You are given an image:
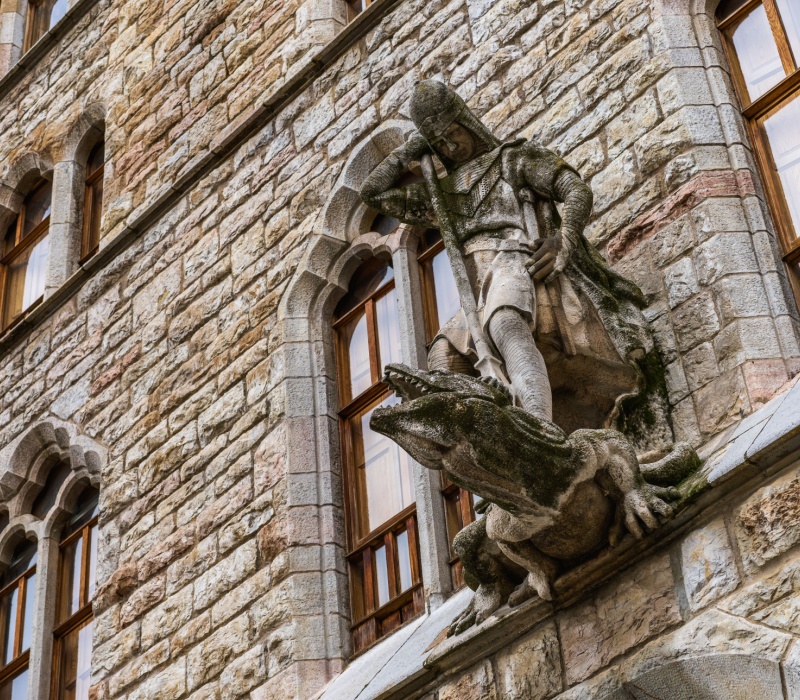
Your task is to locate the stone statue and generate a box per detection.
[360,80,701,634]
[361,80,667,444]
[371,364,699,633]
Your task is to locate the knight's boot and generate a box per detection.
[489,309,552,421]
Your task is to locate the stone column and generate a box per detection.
[0,0,25,76]
[28,534,59,700]
[46,159,83,297]
[391,236,453,611]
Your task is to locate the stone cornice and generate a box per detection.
[0,0,404,357]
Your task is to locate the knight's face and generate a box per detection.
[433,123,476,164]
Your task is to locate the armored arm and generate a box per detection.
[551,169,593,276]
[519,144,593,281]
[360,133,435,226]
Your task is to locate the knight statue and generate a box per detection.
[360,80,701,634]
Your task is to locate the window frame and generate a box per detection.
[0,557,36,687]
[50,512,97,700]
[717,0,800,301]
[80,144,104,263]
[1,191,50,331]
[334,267,425,654]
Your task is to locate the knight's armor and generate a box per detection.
[361,81,671,449]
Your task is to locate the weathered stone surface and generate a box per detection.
[495,622,563,700]
[737,468,800,574]
[681,518,740,610]
[559,554,682,684]
[438,660,498,700]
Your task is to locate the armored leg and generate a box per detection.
[489,308,552,421]
[428,337,476,375]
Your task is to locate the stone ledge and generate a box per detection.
[314,386,800,700]
[0,0,404,359]
[0,0,101,101]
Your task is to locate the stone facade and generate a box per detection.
[0,0,798,697]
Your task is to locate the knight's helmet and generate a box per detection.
[408,80,500,168]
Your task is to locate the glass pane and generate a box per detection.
[0,586,18,666]
[373,544,390,607]
[20,575,34,653]
[58,536,83,624]
[49,0,67,30]
[334,259,394,317]
[3,220,17,257]
[22,181,51,239]
[430,249,461,331]
[777,0,800,63]
[85,178,103,256]
[350,395,416,538]
[763,94,800,238]
[56,618,93,700]
[717,0,755,21]
[87,526,97,603]
[396,530,412,593]
[87,143,104,175]
[64,490,99,538]
[732,5,786,101]
[343,311,372,400]
[2,233,49,328]
[3,542,37,587]
[0,668,28,700]
[375,288,402,371]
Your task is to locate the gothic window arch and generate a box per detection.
[0,421,105,699]
[717,0,800,303]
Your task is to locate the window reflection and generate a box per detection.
[763,94,800,238]
[776,0,800,60]
[0,669,28,700]
[732,5,785,100]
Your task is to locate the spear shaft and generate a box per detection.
[420,154,507,383]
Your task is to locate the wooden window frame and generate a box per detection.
[346,0,374,22]
[718,0,800,303]
[334,271,424,655]
[1,202,49,331]
[23,0,51,53]
[417,237,448,345]
[80,151,104,264]
[0,564,36,687]
[50,515,96,700]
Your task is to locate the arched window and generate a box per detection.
[717,0,800,302]
[52,486,97,700]
[334,257,423,654]
[0,539,37,698]
[23,0,67,52]
[81,142,104,262]
[1,179,51,330]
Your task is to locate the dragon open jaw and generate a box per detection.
[383,365,437,401]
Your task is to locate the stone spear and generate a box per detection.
[419,154,507,383]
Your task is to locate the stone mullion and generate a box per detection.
[28,534,59,700]
[390,239,453,610]
[0,7,25,76]
[46,159,84,296]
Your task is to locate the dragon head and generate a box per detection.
[370,363,513,469]
[381,363,513,406]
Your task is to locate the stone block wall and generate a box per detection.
[0,0,797,698]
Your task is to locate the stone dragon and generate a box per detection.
[371,364,700,635]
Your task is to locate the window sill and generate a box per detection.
[0,0,102,102]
